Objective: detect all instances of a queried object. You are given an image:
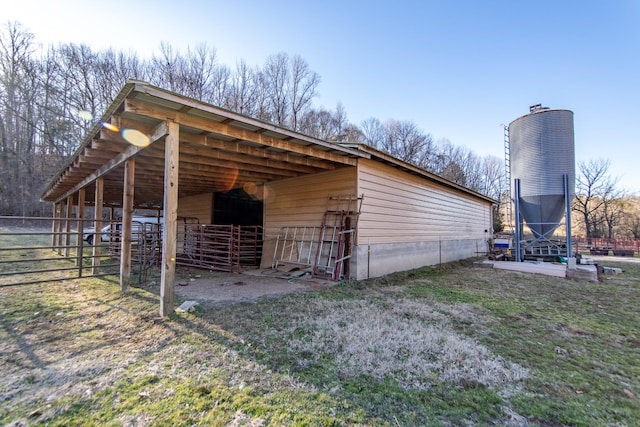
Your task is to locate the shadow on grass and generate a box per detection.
[2,258,639,426]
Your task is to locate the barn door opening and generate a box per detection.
[213,188,263,226]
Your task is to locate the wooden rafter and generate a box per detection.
[124,98,358,166]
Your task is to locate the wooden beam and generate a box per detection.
[178,140,322,174]
[124,98,358,166]
[139,144,300,178]
[133,83,367,158]
[92,178,104,275]
[180,133,337,170]
[57,199,65,255]
[53,120,168,204]
[160,120,179,317]
[75,188,85,269]
[120,158,135,293]
[65,195,73,257]
[51,202,58,248]
[90,139,129,152]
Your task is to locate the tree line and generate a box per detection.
[0,22,505,214]
[1,21,636,239]
[572,159,639,240]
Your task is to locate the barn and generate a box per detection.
[41,80,495,315]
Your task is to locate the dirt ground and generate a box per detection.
[147,265,337,308]
[152,254,639,309]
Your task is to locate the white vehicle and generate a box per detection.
[84,217,163,245]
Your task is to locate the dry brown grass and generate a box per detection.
[285,298,529,391]
[2,256,638,426]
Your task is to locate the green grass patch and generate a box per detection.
[1,258,638,426]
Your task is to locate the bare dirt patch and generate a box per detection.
[143,266,335,308]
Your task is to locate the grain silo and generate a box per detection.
[508,105,575,260]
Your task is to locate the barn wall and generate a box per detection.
[261,167,357,268]
[178,193,213,224]
[352,159,492,279]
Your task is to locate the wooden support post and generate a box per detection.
[76,188,85,270]
[160,120,179,317]
[57,199,65,255]
[51,202,58,248]
[92,178,104,275]
[65,195,73,257]
[120,158,135,292]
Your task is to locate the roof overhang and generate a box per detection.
[41,80,369,207]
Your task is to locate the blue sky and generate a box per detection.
[5,0,640,193]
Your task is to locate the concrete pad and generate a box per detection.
[493,261,566,278]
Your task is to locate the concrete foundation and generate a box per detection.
[352,239,486,280]
[566,264,599,281]
[492,261,567,277]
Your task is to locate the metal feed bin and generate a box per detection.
[509,105,575,260]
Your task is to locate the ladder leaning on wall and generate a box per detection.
[312,194,364,281]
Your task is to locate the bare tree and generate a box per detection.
[359,117,385,147]
[377,119,433,167]
[572,159,622,241]
[621,198,640,238]
[149,42,189,95]
[0,21,38,215]
[478,155,506,200]
[288,54,320,130]
[259,53,320,130]
[262,52,289,126]
[299,103,349,141]
[226,60,257,115]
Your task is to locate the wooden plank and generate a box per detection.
[51,202,58,248]
[65,195,73,257]
[125,98,358,166]
[53,120,168,204]
[160,120,179,317]
[181,133,336,170]
[57,199,65,255]
[120,158,135,293]
[140,144,300,178]
[179,140,321,174]
[133,83,366,158]
[178,193,212,224]
[92,178,104,275]
[76,188,85,268]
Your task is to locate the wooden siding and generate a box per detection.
[357,159,492,245]
[178,193,213,224]
[263,167,357,238]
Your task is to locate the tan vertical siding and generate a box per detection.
[178,193,213,224]
[357,159,492,245]
[261,167,357,269]
[264,167,357,237]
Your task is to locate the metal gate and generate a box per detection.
[271,194,363,281]
[0,216,152,287]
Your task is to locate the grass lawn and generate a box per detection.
[1,258,638,426]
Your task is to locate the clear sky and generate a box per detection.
[4,0,639,193]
